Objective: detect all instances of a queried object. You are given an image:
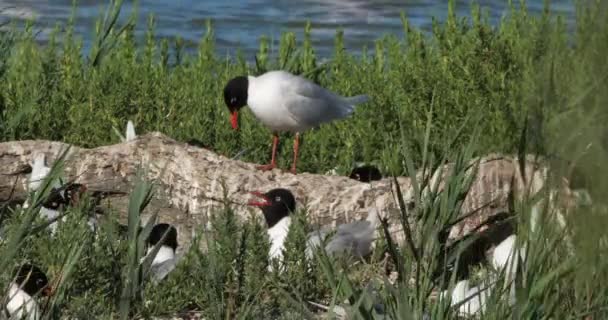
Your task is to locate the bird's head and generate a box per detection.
[223,76,249,130]
[147,223,179,251]
[64,183,87,206]
[248,188,296,228]
[13,263,52,297]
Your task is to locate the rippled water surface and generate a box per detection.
[0,1,577,57]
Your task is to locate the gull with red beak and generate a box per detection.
[247,188,378,265]
[248,189,295,262]
[223,70,369,174]
[6,263,53,320]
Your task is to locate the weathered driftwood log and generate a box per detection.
[0,132,561,249]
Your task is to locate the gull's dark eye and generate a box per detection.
[275,196,281,202]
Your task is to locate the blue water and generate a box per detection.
[0,0,577,57]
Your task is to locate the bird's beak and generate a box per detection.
[73,184,87,205]
[247,191,270,207]
[42,285,54,297]
[230,111,239,130]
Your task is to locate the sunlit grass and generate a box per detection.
[0,1,604,175]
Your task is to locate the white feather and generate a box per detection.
[125,120,136,142]
[28,154,51,192]
[267,216,292,262]
[6,283,41,320]
[146,245,178,283]
[492,235,523,278]
[492,235,523,305]
[149,245,176,266]
[446,280,489,316]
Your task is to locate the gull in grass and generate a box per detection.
[4,263,52,320]
[247,188,379,265]
[223,70,369,174]
[143,223,182,283]
[25,154,92,235]
[439,188,591,316]
[26,154,66,234]
[440,234,524,316]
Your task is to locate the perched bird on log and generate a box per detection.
[224,70,369,174]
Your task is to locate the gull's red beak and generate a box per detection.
[73,184,87,205]
[230,111,239,130]
[42,285,53,297]
[247,191,270,207]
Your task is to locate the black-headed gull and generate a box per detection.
[26,154,89,234]
[6,263,52,320]
[247,189,296,262]
[39,183,88,234]
[223,70,369,174]
[440,234,522,316]
[144,223,180,283]
[247,188,378,263]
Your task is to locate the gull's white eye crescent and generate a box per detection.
[275,196,281,202]
[230,97,237,104]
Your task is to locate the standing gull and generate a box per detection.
[223,70,369,174]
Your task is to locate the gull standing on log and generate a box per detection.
[223,70,369,174]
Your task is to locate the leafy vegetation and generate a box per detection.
[1,0,607,319]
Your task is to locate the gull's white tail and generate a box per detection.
[125,120,136,142]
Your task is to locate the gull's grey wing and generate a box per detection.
[306,227,333,258]
[307,219,376,258]
[335,220,373,236]
[276,72,355,128]
[327,220,375,257]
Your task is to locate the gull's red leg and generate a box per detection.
[290,133,300,174]
[256,134,279,171]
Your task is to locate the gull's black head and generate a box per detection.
[63,183,87,207]
[223,76,249,130]
[13,263,51,297]
[147,223,178,251]
[349,165,382,182]
[42,183,87,210]
[248,188,296,228]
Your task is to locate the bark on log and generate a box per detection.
[0,132,561,249]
